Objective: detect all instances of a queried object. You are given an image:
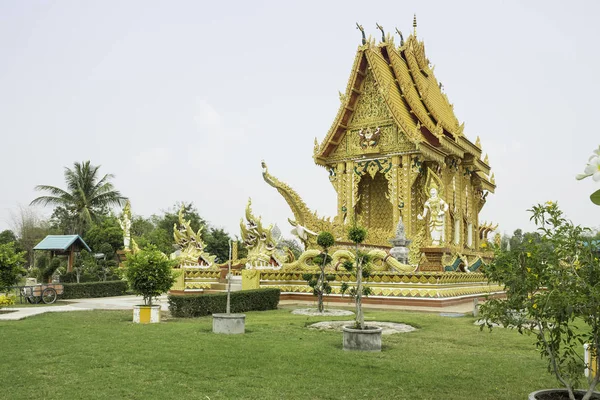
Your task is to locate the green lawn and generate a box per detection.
[0,307,559,399]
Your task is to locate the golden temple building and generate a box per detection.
[262,19,496,271]
[171,20,503,301]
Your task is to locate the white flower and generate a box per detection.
[576,147,600,181]
[587,156,600,182]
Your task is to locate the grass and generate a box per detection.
[0,307,559,399]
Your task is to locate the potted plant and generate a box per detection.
[340,223,382,352]
[123,245,176,324]
[213,240,246,334]
[480,202,600,400]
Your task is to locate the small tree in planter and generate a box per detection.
[340,223,382,351]
[302,231,335,313]
[480,202,600,400]
[123,245,176,324]
[213,240,246,334]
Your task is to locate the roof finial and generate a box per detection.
[395,28,404,46]
[413,14,417,36]
[376,23,385,42]
[356,23,366,45]
[396,28,404,46]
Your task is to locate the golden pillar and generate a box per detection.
[391,155,400,227]
[346,161,355,219]
[337,162,346,222]
[401,155,412,235]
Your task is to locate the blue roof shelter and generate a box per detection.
[34,235,91,274]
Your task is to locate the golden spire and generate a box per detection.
[490,173,495,184]
[484,154,489,164]
[475,136,481,147]
[413,14,417,36]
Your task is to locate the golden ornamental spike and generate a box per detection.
[475,136,481,147]
[413,14,417,36]
[484,154,489,164]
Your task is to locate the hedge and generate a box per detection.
[60,280,129,299]
[168,288,281,318]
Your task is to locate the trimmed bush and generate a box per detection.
[60,280,129,299]
[168,288,281,318]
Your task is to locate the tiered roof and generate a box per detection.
[314,30,495,193]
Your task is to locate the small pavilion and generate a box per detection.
[34,235,92,274]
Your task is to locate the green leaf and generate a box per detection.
[591,189,600,205]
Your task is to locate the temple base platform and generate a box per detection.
[169,268,503,310]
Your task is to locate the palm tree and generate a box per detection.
[31,161,127,235]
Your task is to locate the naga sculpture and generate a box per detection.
[173,206,217,268]
[240,198,293,269]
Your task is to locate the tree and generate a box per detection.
[343,223,370,330]
[153,202,206,244]
[132,203,206,255]
[0,230,18,245]
[30,161,126,235]
[10,206,52,267]
[0,242,26,291]
[124,245,177,306]
[481,202,600,400]
[307,232,334,313]
[205,228,232,263]
[84,216,124,253]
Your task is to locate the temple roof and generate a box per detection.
[315,32,495,192]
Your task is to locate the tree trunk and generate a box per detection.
[355,242,364,329]
[226,240,232,314]
[318,250,327,313]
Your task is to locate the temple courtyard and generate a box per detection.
[1,303,557,400]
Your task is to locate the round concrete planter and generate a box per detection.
[342,325,383,352]
[133,305,160,324]
[528,389,600,399]
[212,313,246,334]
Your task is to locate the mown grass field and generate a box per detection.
[0,307,559,399]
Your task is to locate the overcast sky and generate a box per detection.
[1,0,599,240]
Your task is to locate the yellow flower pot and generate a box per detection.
[133,305,160,324]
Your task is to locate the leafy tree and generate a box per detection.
[30,161,126,235]
[481,202,600,400]
[152,202,206,243]
[132,203,206,255]
[205,228,232,263]
[235,238,248,260]
[136,227,174,255]
[0,243,27,291]
[131,216,154,238]
[0,230,18,245]
[124,245,177,306]
[49,206,78,234]
[84,216,123,253]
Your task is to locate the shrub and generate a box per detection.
[0,294,15,307]
[168,288,281,318]
[60,280,129,299]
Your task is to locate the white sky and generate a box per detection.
[1,0,599,239]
